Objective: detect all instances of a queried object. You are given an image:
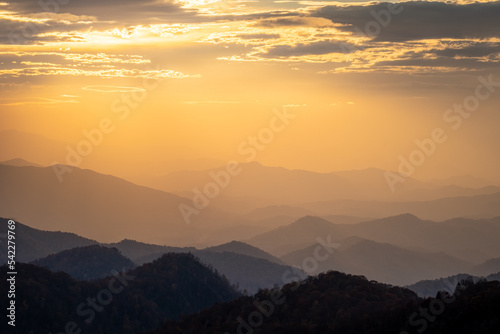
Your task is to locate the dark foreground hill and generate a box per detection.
[420,279,500,334]
[31,245,136,280]
[0,253,240,334]
[151,271,420,334]
[194,251,301,294]
[106,239,302,295]
[150,272,500,334]
[133,249,303,295]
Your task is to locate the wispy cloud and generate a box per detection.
[0,97,79,105]
[82,86,147,93]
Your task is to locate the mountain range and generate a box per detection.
[0,218,302,294]
[0,217,97,263]
[6,215,500,292]
[31,245,135,280]
[247,214,500,264]
[134,161,500,206]
[281,236,470,286]
[0,164,231,245]
[3,162,500,252]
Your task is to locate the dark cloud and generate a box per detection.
[254,16,329,28]
[6,0,303,23]
[313,1,500,42]
[0,0,197,45]
[262,40,358,57]
[374,55,500,70]
[0,1,301,45]
[255,17,312,28]
[5,0,194,24]
[0,18,102,45]
[433,43,500,58]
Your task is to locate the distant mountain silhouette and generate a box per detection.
[138,162,500,205]
[250,214,500,264]
[192,222,273,245]
[194,251,303,294]
[203,240,284,265]
[31,245,135,280]
[0,253,240,334]
[346,215,500,263]
[0,164,232,244]
[487,271,500,281]
[302,192,500,221]
[0,219,300,295]
[0,217,97,264]
[105,239,195,263]
[0,157,42,167]
[0,130,67,165]
[428,174,500,189]
[470,257,500,277]
[247,215,343,257]
[406,273,482,297]
[244,205,315,221]
[281,236,470,286]
[322,214,371,224]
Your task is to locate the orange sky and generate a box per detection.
[1,0,500,181]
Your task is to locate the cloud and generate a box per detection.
[0,51,200,79]
[5,0,193,23]
[313,1,500,42]
[0,97,79,106]
[82,86,147,93]
[254,16,336,28]
[0,52,150,65]
[263,39,359,57]
[373,55,500,71]
[1,0,499,74]
[236,33,280,40]
[0,0,203,45]
[0,13,96,45]
[0,0,301,45]
[433,42,500,58]
[0,67,197,79]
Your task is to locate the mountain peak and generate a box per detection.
[372,213,423,223]
[0,158,42,167]
[393,213,421,220]
[292,215,334,226]
[31,244,135,280]
[204,240,284,265]
[356,213,427,229]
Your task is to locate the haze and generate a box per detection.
[1,0,500,183]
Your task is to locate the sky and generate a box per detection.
[1,0,500,181]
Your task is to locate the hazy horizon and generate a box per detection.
[2,1,500,183]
